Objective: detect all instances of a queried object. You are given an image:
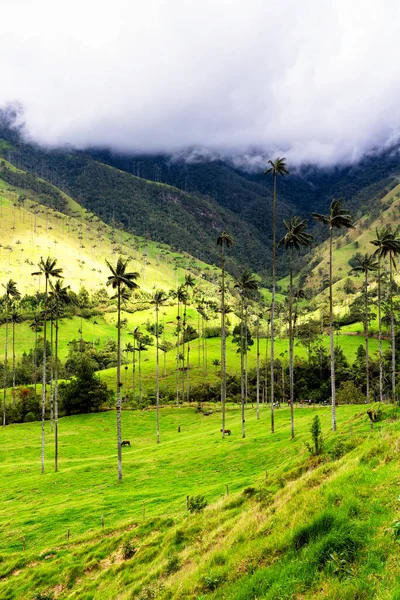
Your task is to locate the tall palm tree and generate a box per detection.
[151,289,168,443]
[124,342,135,397]
[234,269,259,438]
[217,232,233,438]
[312,200,354,430]
[11,310,23,405]
[133,326,144,402]
[106,257,139,482]
[2,280,20,426]
[32,258,63,473]
[29,313,42,395]
[349,253,379,402]
[48,280,71,472]
[264,157,289,433]
[278,216,312,438]
[175,285,188,405]
[371,226,400,403]
[183,274,196,402]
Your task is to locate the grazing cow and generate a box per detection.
[221,428,231,436]
[121,440,131,447]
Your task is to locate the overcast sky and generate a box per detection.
[2,0,400,166]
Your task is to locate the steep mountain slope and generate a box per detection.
[0,159,217,295]
[1,405,399,599]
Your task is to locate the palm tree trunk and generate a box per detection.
[116,285,123,482]
[270,172,277,433]
[132,340,136,398]
[329,227,336,431]
[3,317,9,427]
[54,318,59,472]
[139,348,142,403]
[49,317,54,432]
[34,326,38,395]
[256,322,260,419]
[41,278,48,473]
[221,245,227,438]
[12,317,16,407]
[186,341,190,402]
[155,305,160,444]
[240,300,245,438]
[176,303,180,406]
[289,248,294,439]
[378,261,383,402]
[365,271,370,402]
[265,321,269,404]
[390,259,396,403]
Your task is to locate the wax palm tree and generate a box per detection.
[349,253,379,402]
[371,226,400,403]
[124,342,135,397]
[234,269,259,438]
[312,200,354,430]
[48,280,71,472]
[264,157,289,433]
[217,231,233,438]
[151,289,169,443]
[11,310,23,405]
[106,257,140,482]
[278,216,312,438]
[32,257,63,473]
[174,285,188,405]
[29,313,42,394]
[133,326,144,402]
[183,274,196,402]
[2,280,20,426]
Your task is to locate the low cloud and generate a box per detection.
[2,0,400,167]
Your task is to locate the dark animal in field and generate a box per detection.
[367,409,378,422]
[221,429,231,436]
[178,426,181,433]
[121,440,131,447]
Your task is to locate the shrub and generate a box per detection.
[174,529,185,544]
[165,553,181,575]
[122,539,136,560]
[24,411,36,423]
[33,593,54,600]
[305,415,324,456]
[187,495,208,513]
[202,573,225,591]
[328,438,355,460]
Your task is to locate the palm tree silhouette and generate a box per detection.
[48,280,71,472]
[29,313,42,395]
[312,200,354,430]
[151,289,169,443]
[279,216,312,438]
[234,269,259,438]
[349,253,379,402]
[371,226,400,403]
[32,258,63,473]
[2,280,20,426]
[217,231,233,438]
[264,157,289,434]
[106,257,139,482]
[11,310,23,405]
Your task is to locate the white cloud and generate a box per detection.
[1,0,400,166]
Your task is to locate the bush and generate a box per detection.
[305,415,324,456]
[24,411,37,423]
[187,495,208,513]
[33,593,54,600]
[165,553,181,575]
[174,529,185,545]
[202,573,225,591]
[122,539,136,559]
[337,381,365,405]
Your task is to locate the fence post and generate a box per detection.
[226,484,229,496]
[67,528,70,541]
[186,495,189,510]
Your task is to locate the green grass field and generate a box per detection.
[1,404,400,599]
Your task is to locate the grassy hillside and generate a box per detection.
[1,404,400,598]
